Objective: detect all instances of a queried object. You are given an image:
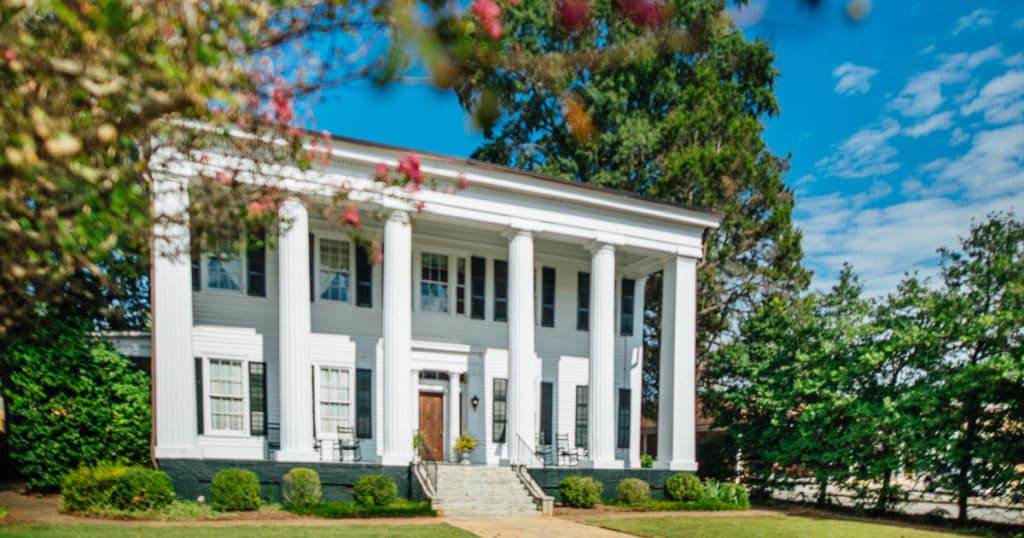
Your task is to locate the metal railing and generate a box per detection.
[514,433,547,469]
[412,441,439,499]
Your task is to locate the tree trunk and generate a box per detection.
[875,468,892,513]
[816,477,828,506]
[957,404,979,524]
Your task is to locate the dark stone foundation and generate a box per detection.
[526,468,686,501]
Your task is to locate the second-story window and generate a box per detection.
[421,252,449,313]
[208,239,242,291]
[319,238,350,302]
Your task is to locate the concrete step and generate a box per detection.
[430,465,541,517]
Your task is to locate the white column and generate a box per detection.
[277,198,318,461]
[628,276,648,468]
[153,175,199,458]
[507,229,536,464]
[655,256,698,471]
[380,211,413,466]
[583,243,621,468]
[447,371,461,462]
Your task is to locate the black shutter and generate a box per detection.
[577,272,590,331]
[617,388,631,449]
[249,363,266,435]
[356,368,373,439]
[191,249,201,291]
[194,358,204,435]
[541,267,556,327]
[575,385,588,448]
[470,256,486,319]
[492,378,507,443]
[620,278,635,336]
[356,246,373,308]
[311,365,318,438]
[540,382,553,445]
[308,233,315,302]
[493,260,508,322]
[247,229,266,297]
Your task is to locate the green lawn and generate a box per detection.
[589,514,961,538]
[0,523,473,538]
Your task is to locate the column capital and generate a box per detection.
[502,226,534,241]
[387,210,409,224]
[584,240,617,255]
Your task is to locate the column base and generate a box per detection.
[378,454,413,466]
[579,459,625,470]
[654,460,698,471]
[274,450,321,463]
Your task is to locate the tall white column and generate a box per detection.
[447,371,461,462]
[380,211,413,466]
[628,276,648,468]
[277,198,318,461]
[153,175,199,458]
[655,256,698,471]
[583,243,621,468]
[507,229,536,464]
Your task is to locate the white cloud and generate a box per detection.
[1014,18,1024,30]
[1004,53,1024,67]
[816,119,902,179]
[925,123,1024,199]
[953,9,995,36]
[889,45,1003,117]
[903,111,954,137]
[949,127,970,146]
[960,70,1024,124]
[832,63,879,95]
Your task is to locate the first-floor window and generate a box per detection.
[208,239,242,291]
[209,359,244,432]
[493,378,508,443]
[575,385,588,449]
[617,388,631,449]
[319,366,351,435]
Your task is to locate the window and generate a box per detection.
[356,368,373,439]
[575,385,588,449]
[620,278,636,336]
[577,272,590,331]
[209,359,244,432]
[493,378,507,443]
[318,366,351,435]
[456,258,467,315]
[541,267,556,327]
[208,239,242,291]
[320,238,351,302]
[539,382,553,445]
[246,230,266,297]
[494,260,508,322]
[420,252,450,313]
[249,363,266,435]
[617,388,631,449]
[355,246,373,307]
[470,256,486,319]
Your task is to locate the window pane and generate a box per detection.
[209,359,244,432]
[320,367,351,435]
[420,253,449,313]
[319,239,350,302]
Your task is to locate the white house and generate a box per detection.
[150,133,720,480]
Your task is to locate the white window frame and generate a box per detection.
[201,355,251,437]
[314,365,354,440]
[202,237,248,295]
[413,245,473,318]
[315,234,354,304]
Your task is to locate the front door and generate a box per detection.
[418,392,444,461]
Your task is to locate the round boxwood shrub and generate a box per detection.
[559,475,603,508]
[353,474,398,507]
[616,478,650,505]
[283,467,322,508]
[210,469,261,511]
[109,469,175,510]
[61,462,136,512]
[664,472,703,502]
[717,482,750,508]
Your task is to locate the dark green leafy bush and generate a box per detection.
[2,322,150,490]
[640,454,654,468]
[61,462,137,512]
[716,482,750,508]
[109,469,175,510]
[353,474,398,507]
[210,469,260,511]
[665,473,703,502]
[285,499,433,518]
[559,475,603,508]
[616,478,650,505]
[282,467,322,508]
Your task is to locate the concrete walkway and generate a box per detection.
[447,516,631,537]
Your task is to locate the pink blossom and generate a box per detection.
[271,83,294,124]
[215,172,233,186]
[343,206,360,226]
[416,201,426,212]
[457,174,470,190]
[618,0,667,28]
[4,48,15,62]
[471,0,504,40]
[374,162,391,182]
[397,153,423,183]
[509,0,520,6]
[199,154,210,164]
[556,0,591,33]
[372,241,384,264]
[248,200,264,214]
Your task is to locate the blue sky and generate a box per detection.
[313,1,1024,296]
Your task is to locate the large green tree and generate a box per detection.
[455,0,809,395]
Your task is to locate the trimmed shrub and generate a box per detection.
[353,474,398,507]
[640,454,654,468]
[61,462,137,512]
[664,472,703,502]
[210,469,260,511]
[283,468,322,508]
[286,499,434,518]
[559,475,603,508]
[717,482,750,509]
[109,469,175,511]
[616,478,650,505]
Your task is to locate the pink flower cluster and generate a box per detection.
[397,153,423,184]
[271,83,294,124]
[343,205,360,226]
[247,197,277,214]
[470,0,503,40]
[618,0,668,28]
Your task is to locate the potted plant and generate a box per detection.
[454,433,477,464]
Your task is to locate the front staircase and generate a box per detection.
[425,464,552,517]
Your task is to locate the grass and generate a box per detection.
[284,499,435,518]
[589,514,963,538]
[0,506,6,520]
[0,523,472,538]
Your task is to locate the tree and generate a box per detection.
[917,213,1024,523]
[454,0,809,403]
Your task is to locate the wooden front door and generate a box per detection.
[418,392,444,461]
